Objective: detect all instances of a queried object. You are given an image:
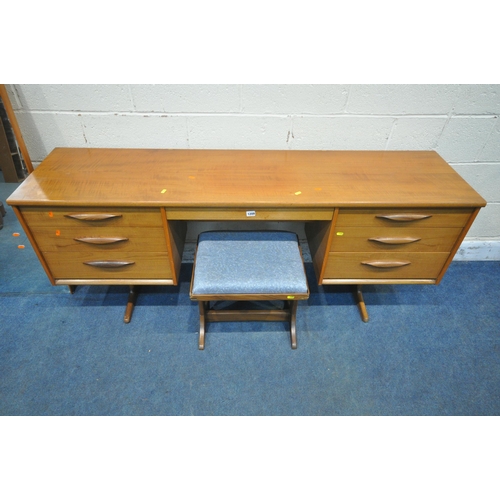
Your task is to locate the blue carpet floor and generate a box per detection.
[1,180,499,416]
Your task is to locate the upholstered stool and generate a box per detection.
[190,231,309,350]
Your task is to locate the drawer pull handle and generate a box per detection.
[83,260,135,268]
[362,260,411,268]
[75,237,129,245]
[376,214,431,222]
[65,213,122,221]
[368,237,421,245]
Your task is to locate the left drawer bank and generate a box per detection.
[15,206,186,285]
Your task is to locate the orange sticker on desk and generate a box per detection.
[55,230,61,236]
[13,233,20,237]
[48,211,53,217]
[18,245,25,249]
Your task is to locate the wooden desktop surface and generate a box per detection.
[7,148,486,209]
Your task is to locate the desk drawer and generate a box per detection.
[43,251,172,279]
[21,207,163,227]
[165,208,334,221]
[323,252,449,280]
[30,226,168,252]
[330,226,462,253]
[336,208,472,228]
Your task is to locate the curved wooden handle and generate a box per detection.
[83,260,135,268]
[376,214,431,222]
[368,237,421,245]
[361,260,411,268]
[65,213,122,221]
[74,237,129,245]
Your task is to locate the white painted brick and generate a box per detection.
[477,118,500,162]
[16,112,86,161]
[80,114,188,148]
[347,84,459,115]
[5,85,22,110]
[7,84,500,246]
[451,163,500,202]
[240,84,349,114]
[464,203,500,238]
[130,85,240,113]
[187,115,290,149]
[16,84,133,112]
[291,116,394,149]
[454,240,500,261]
[386,117,447,150]
[435,116,496,162]
[453,85,500,114]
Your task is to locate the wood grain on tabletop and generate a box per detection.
[7,148,487,208]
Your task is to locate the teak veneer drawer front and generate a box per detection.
[30,226,168,253]
[336,208,473,228]
[323,252,450,279]
[330,226,462,253]
[21,207,163,228]
[43,251,172,279]
[165,208,334,221]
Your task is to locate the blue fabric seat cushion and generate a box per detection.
[191,231,308,295]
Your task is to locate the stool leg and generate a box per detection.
[198,301,207,350]
[289,300,298,349]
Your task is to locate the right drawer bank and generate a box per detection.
[323,208,474,282]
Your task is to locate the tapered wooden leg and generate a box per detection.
[356,285,369,323]
[289,300,298,349]
[124,285,138,323]
[198,301,206,350]
[68,285,77,294]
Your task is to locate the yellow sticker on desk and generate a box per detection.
[287,296,295,299]
[294,191,302,195]
[161,189,167,194]
[336,232,344,236]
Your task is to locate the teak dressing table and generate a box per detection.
[7,148,486,322]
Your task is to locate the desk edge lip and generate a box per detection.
[6,200,488,209]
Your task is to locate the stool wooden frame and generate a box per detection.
[189,239,309,350]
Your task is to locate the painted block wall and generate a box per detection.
[6,84,500,259]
